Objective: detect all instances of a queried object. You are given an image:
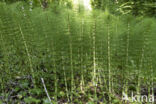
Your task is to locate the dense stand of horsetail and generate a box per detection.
[0,0,156,103]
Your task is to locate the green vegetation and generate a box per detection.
[0,0,156,104]
[91,0,156,16]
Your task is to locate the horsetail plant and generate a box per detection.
[91,19,98,101]
[124,22,130,96]
[19,24,35,86]
[51,42,58,102]
[80,19,85,93]
[61,53,70,102]
[67,12,75,102]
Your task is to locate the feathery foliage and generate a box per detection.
[0,1,156,103]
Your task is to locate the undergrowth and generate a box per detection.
[0,2,156,104]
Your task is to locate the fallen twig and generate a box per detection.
[41,78,52,104]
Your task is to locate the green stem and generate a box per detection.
[19,25,35,86]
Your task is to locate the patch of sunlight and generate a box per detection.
[72,0,92,11]
[73,0,79,5]
[83,0,92,11]
[72,0,79,13]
